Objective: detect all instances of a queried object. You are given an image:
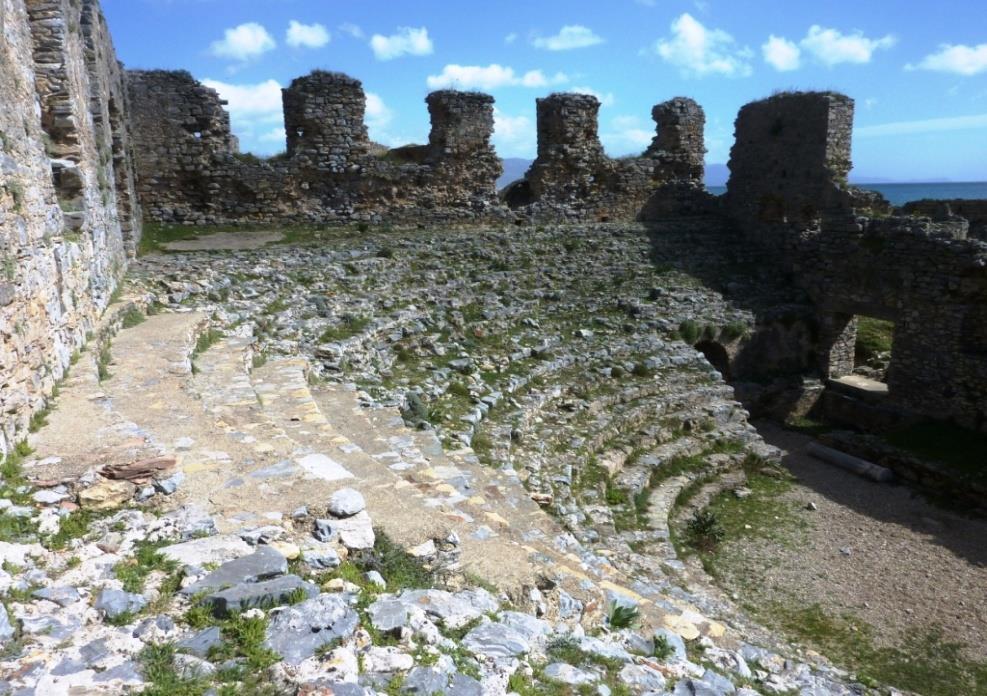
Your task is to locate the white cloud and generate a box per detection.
[855,112,987,138]
[259,127,286,143]
[365,92,392,129]
[338,23,364,39]
[651,13,752,78]
[602,115,653,155]
[370,27,433,60]
[532,25,604,51]
[286,20,329,49]
[505,32,518,44]
[571,86,615,108]
[426,64,567,90]
[907,43,987,76]
[762,35,801,71]
[201,78,282,116]
[493,108,536,157]
[800,25,895,66]
[209,22,276,61]
[201,78,284,154]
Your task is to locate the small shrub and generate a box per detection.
[631,362,652,378]
[678,320,700,344]
[608,604,640,629]
[446,381,471,398]
[686,509,725,552]
[720,321,747,342]
[653,634,675,660]
[138,643,209,696]
[97,346,113,382]
[121,307,145,329]
[348,529,435,592]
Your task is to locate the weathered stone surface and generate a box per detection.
[95,589,147,618]
[181,545,287,595]
[32,586,81,607]
[462,622,529,659]
[202,574,318,617]
[160,534,252,567]
[264,593,360,664]
[176,626,223,658]
[544,663,598,685]
[0,0,141,459]
[0,606,14,643]
[327,488,366,518]
[328,510,375,550]
[78,479,136,509]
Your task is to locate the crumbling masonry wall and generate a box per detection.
[126,73,711,225]
[1,0,142,457]
[725,92,987,431]
[126,70,505,225]
[903,199,987,242]
[504,93,711,221]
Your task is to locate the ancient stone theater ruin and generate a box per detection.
[1,1,985,695]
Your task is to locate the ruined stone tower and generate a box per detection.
[282,71,370,172]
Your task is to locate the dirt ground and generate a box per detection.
[723,422,987,661]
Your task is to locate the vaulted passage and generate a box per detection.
[695,340,731,381]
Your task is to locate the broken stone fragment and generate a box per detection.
[317,510,375,550]
[203,575,318,617]
[176,625,222,657]
[100,456,177,481]
[32,586,81,607]
[153,471,185,495]
[180,545,287,595]
[462,621,530,659]
[95,589,147,619]
[263,592,360,664]
[327,487,366,518]
[78,478,136,509]
[160,534,252,567]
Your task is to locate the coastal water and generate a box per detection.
[706,181,987,206]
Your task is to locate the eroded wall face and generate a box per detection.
[126,75,712,225]
[645,97,706,184]
[725,91,987,431]
[1,0,140,456]
[726,92,856,250]
[283,71,368,171]
[514,93,712,222]
[126,71,506,225]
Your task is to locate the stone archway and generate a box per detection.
[695,340,731,380]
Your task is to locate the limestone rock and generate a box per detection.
[327,487,366,517]
[78,479,136,509]
[264,593,359,664]
[95,589,147,619]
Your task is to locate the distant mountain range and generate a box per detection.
[497,159,950,190]
[498,158,531,189]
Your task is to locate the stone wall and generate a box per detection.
[504,93,712,221]
[903,199,987,241]
[725,91,987,432]
[0,0,141,457]
[126,70,505,225]
[283,71,368,171]
[126,72,711,225]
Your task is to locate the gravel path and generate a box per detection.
[726,422,987,660]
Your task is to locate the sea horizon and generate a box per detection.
[706,181,987,206]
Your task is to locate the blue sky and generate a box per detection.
[103,0,987,180]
